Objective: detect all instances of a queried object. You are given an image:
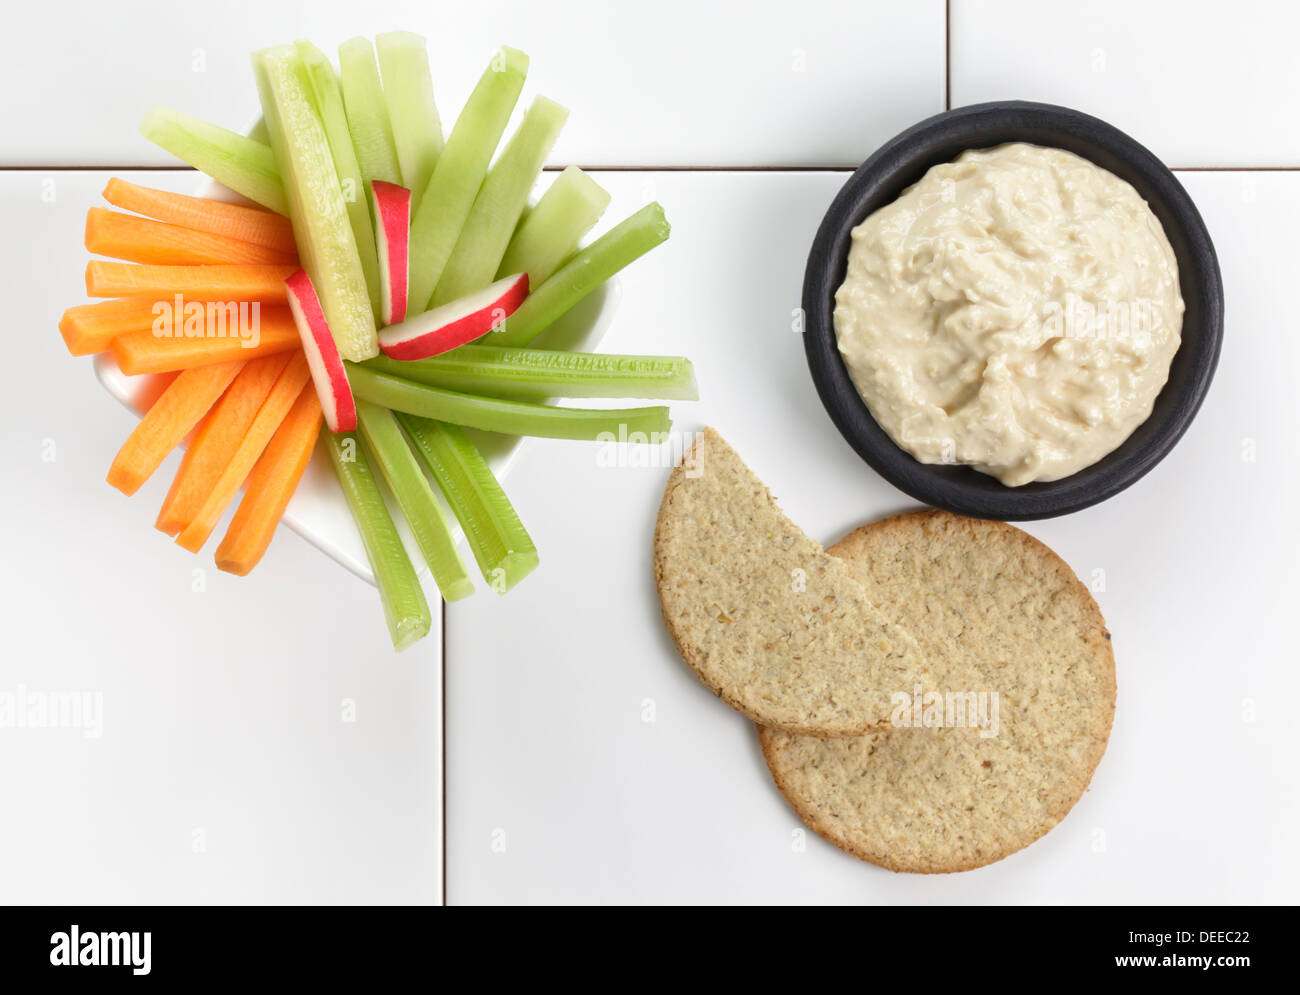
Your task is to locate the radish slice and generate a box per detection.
[285,269,358,433]
[377,273,529,360]
[370,180,412,326]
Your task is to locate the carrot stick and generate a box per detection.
[102,178,297,253]
[86,261,295,301]
[59,297,160,355]
[176,352,313,552]
[109,305,299,374]
[106,360,244,496]
[85,207,298,265]
[155,353,294,536]
[132,371,181,413]
[216,383,322,575]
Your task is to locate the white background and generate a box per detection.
[1,0,1296,905]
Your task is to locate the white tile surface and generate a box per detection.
[950,0,1300,166]
[0,172,442,904]
[0,0,944,168]
[445,170,1299,904]
[5,2,1297,907]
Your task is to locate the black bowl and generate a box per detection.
[802,101,1223,520]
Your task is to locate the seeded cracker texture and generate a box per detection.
[760,510,1117,873]
[653,428,936,736]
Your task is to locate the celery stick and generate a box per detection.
[399,415,538,593]
[432,96,568,306]
[376,31,443,211]
[297,40,382,315]
[346,364,671,441]
[498,166,610,286]
[323,430,431,651]
[255,46,378,361]
[247,117,269,144]
[364,346,698,401]
[139,106,286,214]
[408,47,529,311]
[490,203,670,347]
[338,37,403,188]
[356,401,473,601]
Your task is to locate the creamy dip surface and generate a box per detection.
[833,142,1184,486]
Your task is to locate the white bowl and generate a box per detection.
[93,179,622,585]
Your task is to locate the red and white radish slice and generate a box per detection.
[370,180,411,326]
[377,273,530,360]
[284,269,357,433]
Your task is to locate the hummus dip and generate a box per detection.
[833,142,1184,486]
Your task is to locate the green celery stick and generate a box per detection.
[432,96,568,306]
[338,37,403,188]
[297,40,382,315]
[346,364,671,441]
[255,45,377,361]
[363,346,697,401]
[490,203,670,347]
[323,430,431,651]
[498,166,610,286]
[399,415,538,594]
[408,46,529,311]
[376,30,443,211]
[139,106,286,214]
[247,117,269,144]
[356,401,473,601]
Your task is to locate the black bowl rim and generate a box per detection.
[802,100,1224,520]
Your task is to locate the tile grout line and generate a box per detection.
[441,597,448,908]
[4,163,1299,173]
[4,163,863,172]
[945,0,951,111]
[1167,166,1300,172]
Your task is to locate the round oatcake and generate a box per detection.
[759,510,1116,873]
[654,428,936,737]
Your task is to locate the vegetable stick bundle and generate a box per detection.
[60,32,692,650]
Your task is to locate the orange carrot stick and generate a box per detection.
[85,207,298,265]
[86,261,295,301]
[176,352,313,552]
[105,360,244,496]
[155,353,294,536]
[216,384,322,575]
[132,371,181,414]
[102,178,297,253]
[109,305,299,374]
[59,297,160,355]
